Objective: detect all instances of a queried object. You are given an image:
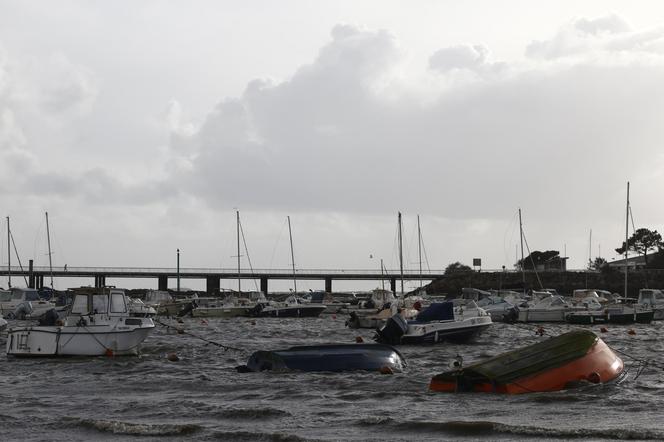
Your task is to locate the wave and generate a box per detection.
[211,430,320,442]
[216,407,291,419]
[64,418,201,436]
[357,419,664,439]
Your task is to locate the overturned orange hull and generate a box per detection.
[429,330,624,394]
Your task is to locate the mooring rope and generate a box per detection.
[154,318,244,352]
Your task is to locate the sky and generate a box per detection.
[1,0,664,291]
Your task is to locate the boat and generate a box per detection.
[476,295,523,322]
[637,289,664,320]
[250,295,327,318]
[237,343,407,373]
[517,295,583,323]
[6,287,155,357]
[1,288,56,319]
[190,293,266,318]
[127,298,157,317]
[429,330,625,394]
[375,300,492,345]
[346,306,419,329]
[143,290,192,316]
[565,298,654,324]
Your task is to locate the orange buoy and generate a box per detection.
[379,366,394,375]
[355,336,364,343]
[600,327,608,333]
[104,348,114,357]
[200,319,208,325]
[536,326,545,336]
[628,329,636,335]
[167,352,180,362]
[332,315,337,320]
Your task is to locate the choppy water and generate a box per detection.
[1,316,664,441]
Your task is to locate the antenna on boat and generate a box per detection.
[518,208,525,294]
[6,216,10,288]
[237,210,241,293]
[417,215,422,288]
[287,216,297,295]
[45,211,54,289]
[625,182,630,298]
[398,212,404,295]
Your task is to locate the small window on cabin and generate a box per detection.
[71,295,89,314]
[110,293,126,313]
[642,293,653,303]
[92,294,108,313]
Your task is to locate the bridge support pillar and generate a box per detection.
[158,275,168,291]
[390,278,397,294]
[94,275,106,288]
[28,259,35,289]
[260,277,268,295]
[206,276,220,294]
[324,278,332,293]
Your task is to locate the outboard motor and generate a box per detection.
[177,300,197,318]
[13,301,34,320]
[248,303,264,317]
[375,313,408,345]
[38,308,59,326]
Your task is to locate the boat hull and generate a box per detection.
[6,324,154,357]
[566,310,654,325]
[257,306,326,318]
[240,344,406,373]
[429,330,624,394]
[400,321,492,344]
[191,306,249,318]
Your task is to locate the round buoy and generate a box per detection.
[628,329,636,335]
[167,352,180,362]
[355,336,364,343]
[332,315,337,320]
[379,366,393,375]
[104,348,114,357]
[536,326,545,336]
[600,327,608,333]
[201,319,208,325]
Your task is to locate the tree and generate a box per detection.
[590,257,607,271]
[444,262,472,274]
[515,250,560,270]
[615,228,664,266]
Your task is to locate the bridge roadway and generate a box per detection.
[0,265,445,293]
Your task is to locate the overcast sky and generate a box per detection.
[1,1,664,291]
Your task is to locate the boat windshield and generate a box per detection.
[71,294,89,314]
[92,294,109,314]
[110,293,127,313]
[0,291,11,302]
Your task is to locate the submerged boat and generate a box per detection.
[429,330,624,394]
[6,287,154,357]
[237,343,406,373]
[375,301,492,345]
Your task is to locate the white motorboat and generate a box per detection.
[375,300,492,345]
[517,295,584,323]
[638,289,664,320]
[128,298,157,317]
[6,287,154,357]
[190,294,265,318]
[346,306,419,329]
[144,290,193,316]
[251,295,327,318]
[1,288,56,319]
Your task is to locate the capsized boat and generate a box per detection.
[237,343,406,373]
[429,330,624,394]
[375,301,492,345]
[6,287,154,357]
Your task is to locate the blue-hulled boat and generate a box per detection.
[237,343,406,373]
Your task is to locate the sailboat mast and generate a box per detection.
[398,212,404,295]
[236,210,241,293]
[6,216,10,288]
[625,182,630,298]
[45,212,54,289]
[589,229,592,268]
[287,216,297,294]
[518,208,525,291]
[417,215,422,288]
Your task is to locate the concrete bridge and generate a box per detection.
[0,262,445,294]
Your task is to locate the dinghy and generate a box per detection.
[237,343,406,373]
[429,330,624,394]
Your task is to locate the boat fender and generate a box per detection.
[587,372,601,384]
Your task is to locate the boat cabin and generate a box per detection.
[68,287,129,317]
[638,289,664,306]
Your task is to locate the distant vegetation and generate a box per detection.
[444,262,472,274]
[515,250,560,270]
[615,228,663,266]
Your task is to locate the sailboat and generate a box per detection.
[250,216,326,318]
